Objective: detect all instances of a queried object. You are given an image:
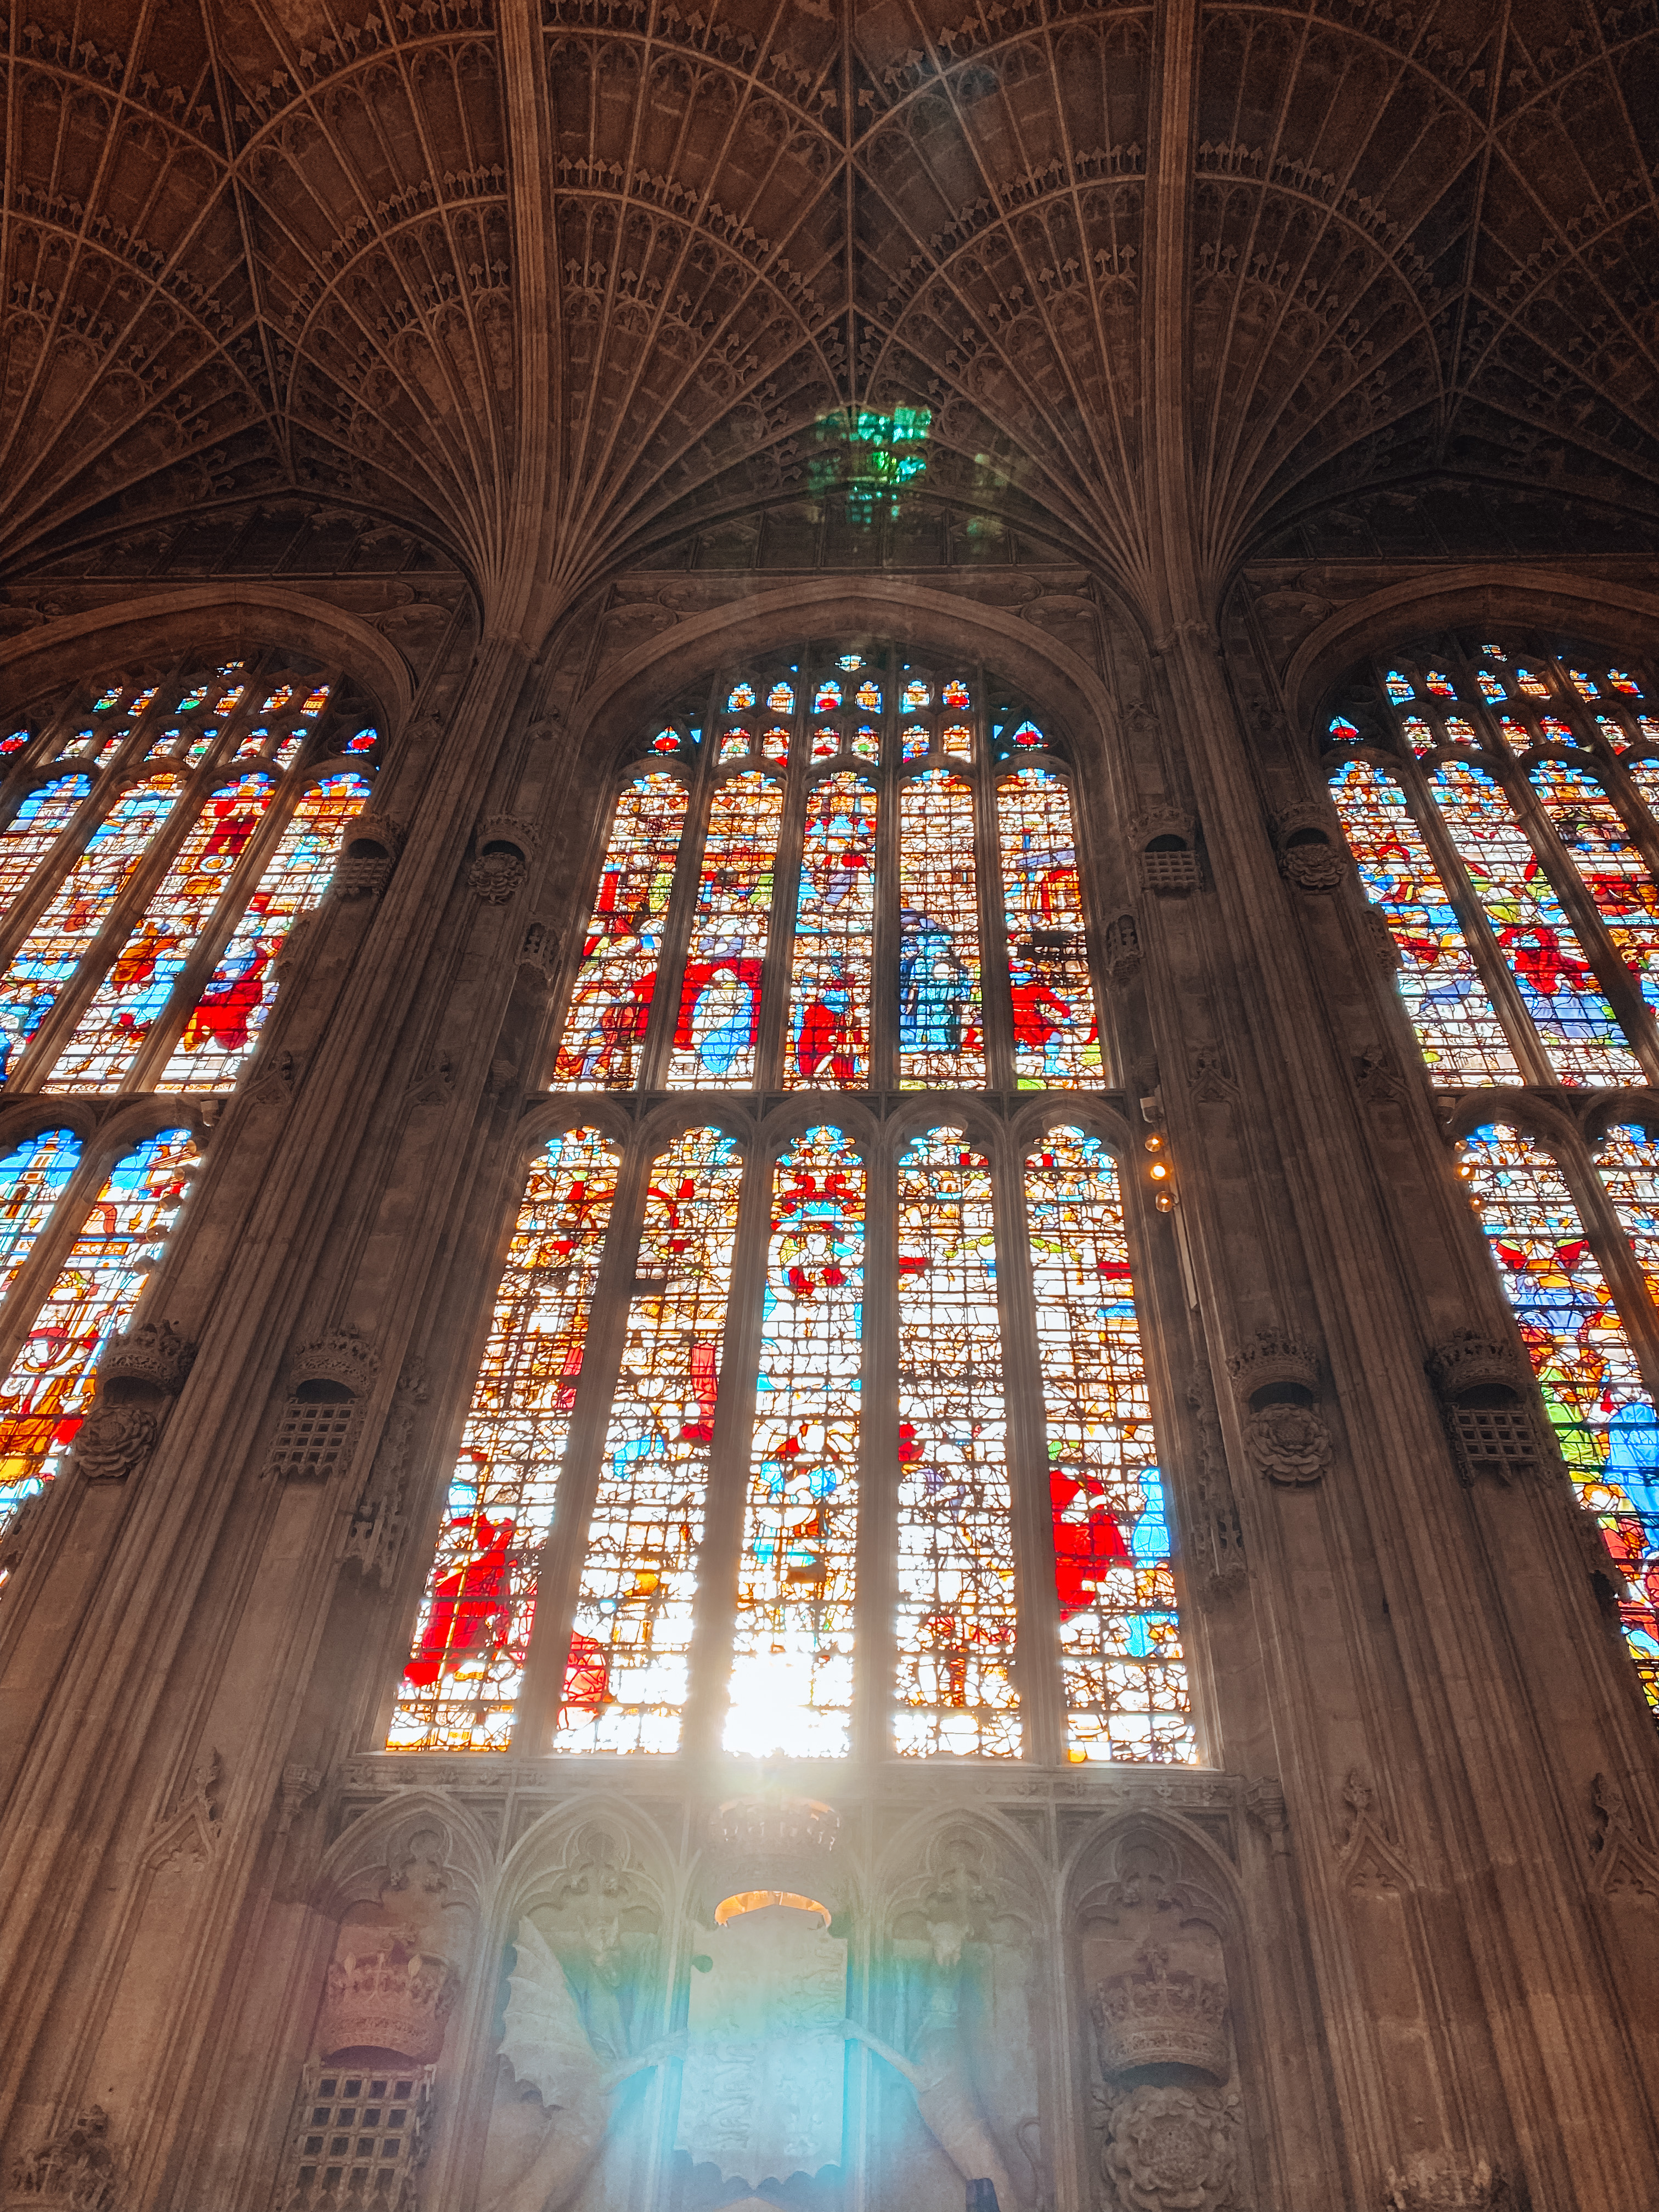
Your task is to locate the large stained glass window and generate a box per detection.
[400,645,1187,1765]
[0,1128,196,1537]
[894,1128,1018,1756]
[1331,634,1659,1719]
[391,1128,619,1752]
[1026,1130,1192,1760]
[0,655,376,1094]
[1328,633,1659,1088]
[727,1125,864,1757]
[560,1126,743,1752]
[1460,1125,1658,1713]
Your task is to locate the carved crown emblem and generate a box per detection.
[1426,1331,1522,1400]
[290,1326,380,1398]
[1224,1327,1319,1403]
[97,1319,196,1396]
[317,1944,457,2067]
[1092,1945,1230,2082]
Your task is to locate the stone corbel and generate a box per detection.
[71,1319,198,1487]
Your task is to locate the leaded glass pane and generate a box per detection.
[726,1126,864,1757]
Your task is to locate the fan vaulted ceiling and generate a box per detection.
[3,0,1657,628]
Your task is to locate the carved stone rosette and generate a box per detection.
[1243,1402,1334,1487]
[469,812,539,903]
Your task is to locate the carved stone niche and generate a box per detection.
[1426,1332,1544,1487]
[70,1319,197,1487]
[280,1824,475,2212]
[265,1326,379,1484]
[483,1818,671,2212]
[332,810,405,900]
[1075,1828,1246,2212]
[1272,799,1350,893]
[867,1820,1045,2212]
[469,813,540,904]
[1224,1327,1333,1488]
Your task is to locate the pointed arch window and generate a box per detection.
[394,645,1194,1765]
[1329,636,1659,1716]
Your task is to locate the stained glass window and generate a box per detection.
[999,770,1100,1086]
[52,774,275,1093]
[895,1130,1018,1755]
[1329,761,1519,1081]
[727,1126,864,1758]
[391,1128,619,1751]
[789,774,876,1088]
[1460,1126,1658,1714]
[668,775,782,1089]
[0,776,91,926]
[555,774,687,1088]
[0,776,182,1082]
[0,1128,81,1298]
[0,1128,196,1538]
[1026,1130,1192,1760]
[409,643,1177,1765]
[560,1126,743,1752]
[899,772,983,1087]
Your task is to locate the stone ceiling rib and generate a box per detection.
[1,0,1657,617]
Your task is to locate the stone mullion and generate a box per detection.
[1165,627,1656,2207]
[10,777,211,1092]
[0,631,524,2174]
[680,1123,774,1760]
[754,749,810,1093]
[1396,753,1558,1087]
[978,744,1017,1096]
[1498,758,1659,1083]
[0,767,137,969]
[870,744,901,1092]
[852,1116,898,1762]
[989,1117,1066,1765]
[507,1125,657,1754]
